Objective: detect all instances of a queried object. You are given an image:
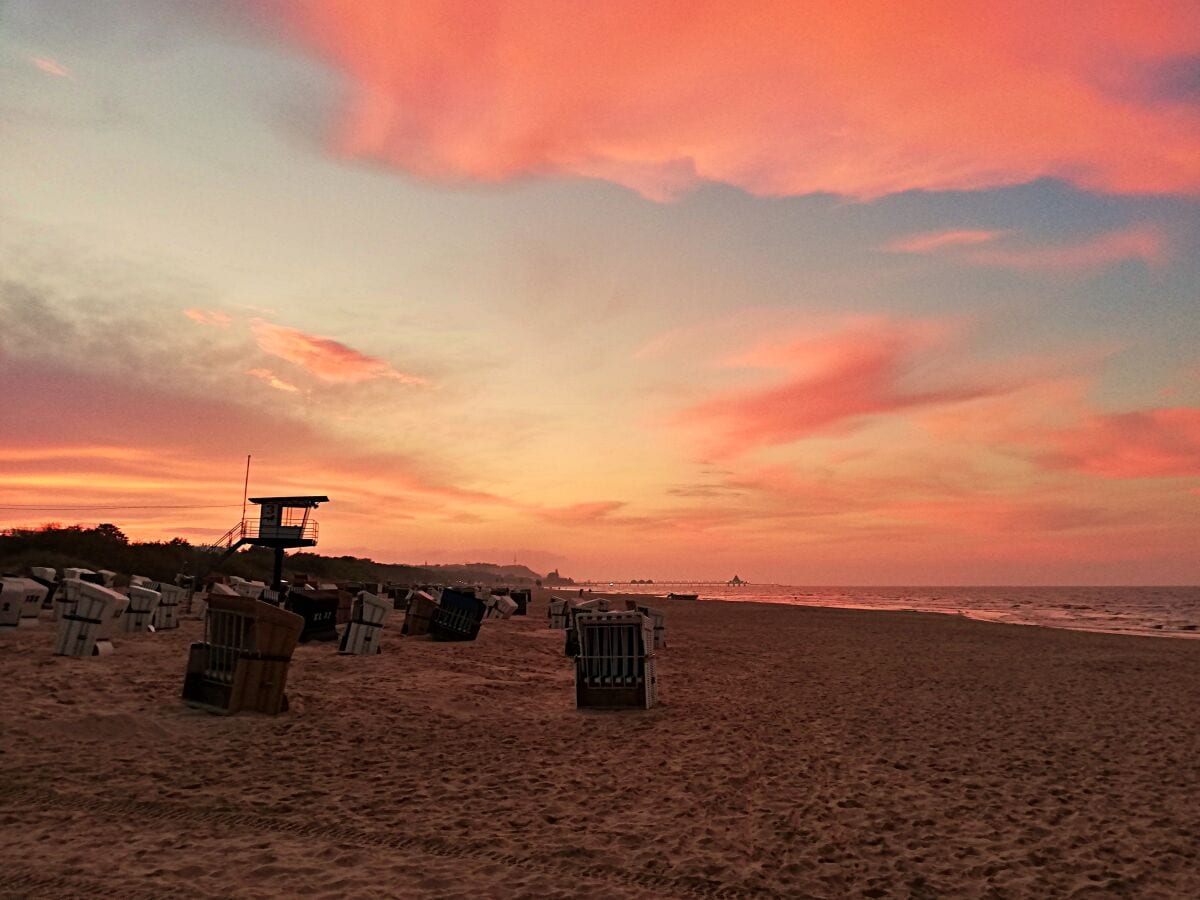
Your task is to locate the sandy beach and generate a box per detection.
[2,590,1198,899]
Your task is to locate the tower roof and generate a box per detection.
[247,495,329,507]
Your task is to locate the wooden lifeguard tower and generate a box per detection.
[204,495,329,590]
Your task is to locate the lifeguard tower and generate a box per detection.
[204,495,329,590]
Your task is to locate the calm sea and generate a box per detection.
[583,584,1200,639]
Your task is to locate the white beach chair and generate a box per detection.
[548,597,569,629]
[233,580,267,600]
[573,610,658,709]
[54,582,128,656]
[122,585,162,632]
[0,577,37,627]
[55,577,86,621]
[337,591,390,655]
[96,569,118,588]
[492,595,518,619]
[151,582,184,630]
[129,574,153,588]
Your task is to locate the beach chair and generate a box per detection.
[624,600,667,649]
[182,595,304,715]
[30,567,58,610]
[402,590,439,636]
[429,587,486,641]
[492,595,518,619]
[151,582,184,630]
[233,579,268,600]
[55,577,87,621]
[97,570,118,588]
[285,589,340,642]
[573,610,658,709]
[548,597,569,629]
[54,582,128,656]
[338,591,390,655]
[510,589,531,616]
[122,585,161,633]
[0,578,47,626]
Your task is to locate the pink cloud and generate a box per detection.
[1033,407,1200,478]
[250,320,426,385]
[676,318,1007,456]
[259,1,1200,200]
[883,229,1005,254]
[31,57,71,78]
[966,225,1166,270]
[246,368,300,393]
[183,308,231,327]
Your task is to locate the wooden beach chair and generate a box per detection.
[151,583,184,630]
[182,595,304,715]
[337,591,390,655]
[402,590,439,636]
[54,582,128,656]
[573,610,659,709]
[429,587,486,641]
[122,585,161,633]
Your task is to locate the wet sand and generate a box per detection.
[1,589,1198,898]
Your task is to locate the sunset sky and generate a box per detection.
[1,1,1197,584]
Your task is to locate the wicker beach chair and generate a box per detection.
[151,583,185,630]
[548,597,569,629]
[510,589,531,616]
[338,591,390,655]
[402,590,439,636]
[30,567,59,611]
[284,589,340,643]
[182,595,304,715]
[122,585,161,633]
[624,600,667,649]
[429,587,486,641]
[573,610,658,709]
[54,582,128,656]
[492,595,518,619]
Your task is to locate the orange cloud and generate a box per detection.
[183,308,232,327]
[263,0,1200,199]
[538,500,626,525]
[1034,407,1200,478]
[250,320,426,385]
[246,368,300,393]
[676,318,1005,456]
[883,229,1005,254]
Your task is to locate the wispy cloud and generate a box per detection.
[31,57,71,78]
[246,367,300,393]
[967,225,1166,270]
[183,308,231,327]
[250,319,427,385]
[883,229,1005,254]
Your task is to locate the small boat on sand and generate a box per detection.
[667,592,699,601]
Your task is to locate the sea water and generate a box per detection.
[590,584,1200,639]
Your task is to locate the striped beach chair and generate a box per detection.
[573,610,659,709]
[182,595,303,715]
[122,585,161,633]
[338,591,390,655]
[54,582,128,657]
